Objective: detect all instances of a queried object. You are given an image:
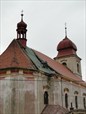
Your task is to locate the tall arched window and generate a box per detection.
[75,95,78,109]
[83,97,86,109]
[64,88,69,108]
[65,93,68,108]
[44,91,48,105]
[74,91,78,109]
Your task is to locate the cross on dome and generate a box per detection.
[65,22,67,37]
[21,10,24,21]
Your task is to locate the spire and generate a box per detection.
[65,22,67,37]
[21,10,23,21]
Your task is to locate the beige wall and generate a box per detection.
[0,72,35,114]
[51,77,86,110]
[56,56,82,77]
[0,70,86,114]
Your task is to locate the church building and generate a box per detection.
[0,13,86,114]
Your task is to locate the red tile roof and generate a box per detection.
[0,39,86,87]
[34,49,86,87]
[0,39,36,70]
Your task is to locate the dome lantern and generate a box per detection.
[16,11,27,39]
[16,11,27,48]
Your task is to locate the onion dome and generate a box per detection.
[57,36,77,51]
[17,13,27,29]
[57,23,77,51]
[17,21,27,28]
[56,24,77,57]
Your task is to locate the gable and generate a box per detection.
[0,39,36,70]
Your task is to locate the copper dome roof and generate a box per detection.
[57,37,77,51]
[17,20,27,28]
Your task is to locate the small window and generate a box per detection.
[62,62,67,66]
[44,91,49,105]
[65,93,68,108]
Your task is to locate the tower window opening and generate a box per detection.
[77,63,80,73]
[62,62,67,67]
[21,34,23,38]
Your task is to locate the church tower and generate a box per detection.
[54,24,82,77]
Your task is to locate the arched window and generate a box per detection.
[75,95,78,109]
[44,91,48,105]
[65,93,68,108]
